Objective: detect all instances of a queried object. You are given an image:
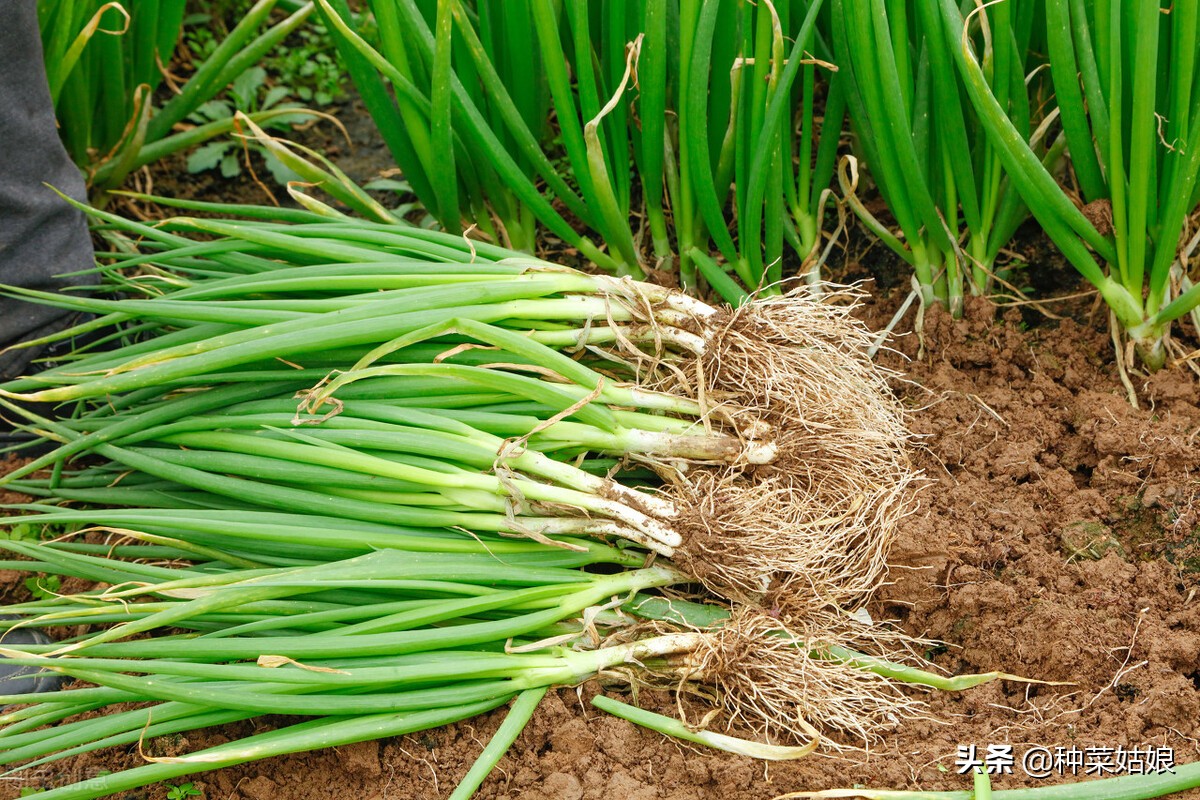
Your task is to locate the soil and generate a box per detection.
[5,95,1200,800]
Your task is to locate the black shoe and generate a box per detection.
[1,311,100,455]
[0,618,65,704]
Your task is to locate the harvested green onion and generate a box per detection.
[0,205,930,799]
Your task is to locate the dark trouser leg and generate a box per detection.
[0,0,94,379]
[0,4,84,671]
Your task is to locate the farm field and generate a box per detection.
[3,2,1200,799]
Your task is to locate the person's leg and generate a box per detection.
[0,2,88,692]
[0,0,94,380]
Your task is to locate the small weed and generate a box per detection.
[1,523,41,542]
[184,4,353,108]
[164,782,203,800]
[185,67,310,186]
[2,522,75,542]
[23,574,61,601]
[268,24,345,106]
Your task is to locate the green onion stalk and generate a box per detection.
[0,547,685,799]
[831,0,1049,316]
[309,0,844,301]
[1,205,914,605]
[938,0,1200,372]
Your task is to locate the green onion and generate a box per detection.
[312,0,843,299]
[938,0,1200,371]
[40,0,317,193]
[0,203,931,798]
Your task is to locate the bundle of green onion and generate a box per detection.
[0,205,948,798]
[3,202,914,602]
[0,537,1006,800]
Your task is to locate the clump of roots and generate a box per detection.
[702,291,909,479]
[666,464,916,606]
[701,287,897,412]
[643,287,910,480]
[675,606,930,748]
[628,286,919,606]
[594,287,931,749]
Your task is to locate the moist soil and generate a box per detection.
[5,96,1200,798]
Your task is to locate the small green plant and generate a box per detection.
[185,5,348,107]
[186,66,310,185]
[39,0,314,193]
[1,522,41,542]
[22,574,61,601]
[19,788,47,797]
[163,783,202,800]
[181,13,221,64]
[267,23,345,106]
[2,521,74,542]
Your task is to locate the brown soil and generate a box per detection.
[5,297,1199,799]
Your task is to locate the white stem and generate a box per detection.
[577,494,684,549]
[655,290,721,321]
[623,631,710,660]
[513,449,679,518]
[511,518,677,557]
[627,325,708,355]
